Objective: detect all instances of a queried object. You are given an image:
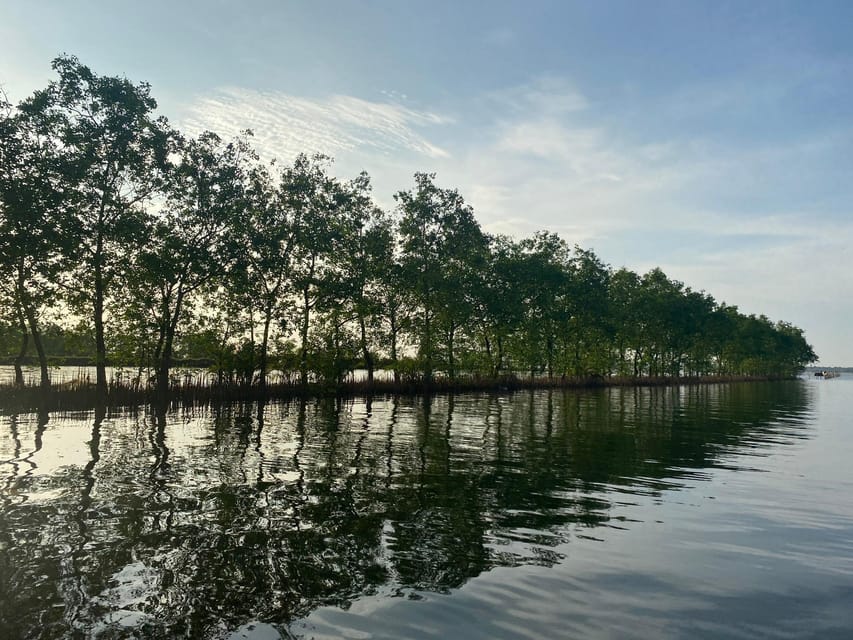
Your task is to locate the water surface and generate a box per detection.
[2,379,851,638]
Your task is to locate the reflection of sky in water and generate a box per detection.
[0,365,392,386]
[2,379,852,638]
[297,381,853,640]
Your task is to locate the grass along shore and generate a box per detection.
[0,373,797,415]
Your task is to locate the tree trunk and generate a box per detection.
[299,285,310,386]
[483,332,492,377]
[16,267,49,390]
[23,302,49,390]
[152,300,168,393]
[422,311,433,384]
[156,290,185,398]
[93,247,108,395]
[259,304,273,391]
[359,315,373,385]
[574,337,582,377]
[494,335,504,379]
[13,305,28,387]
[546,335,554,380]
[389,306,400,384]
[217,318,231,386]
[334,319,344,387]
[154,337,168,397]
[446,321,456,382]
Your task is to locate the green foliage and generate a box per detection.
[0,57,819,390]
[396,173,489,381]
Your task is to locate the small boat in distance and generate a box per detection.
[814,370,840,379]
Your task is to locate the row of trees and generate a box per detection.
[0,56,817,394]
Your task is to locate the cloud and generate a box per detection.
[177,87,451,162]
[439,78,681,242]
[487,76,588,116]
[645,223,853,364]
[172,75,853,362]
[425,76,853,362]
[447,75,853,259]
[482,27,516,47]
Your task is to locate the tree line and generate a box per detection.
[0,56,817,395]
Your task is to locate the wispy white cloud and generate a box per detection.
[488,76,588,116]
[647,223,853,365]
[450,75,853,254]
[173,76,852,362]
[482,27,516,47]
[429,76,853,364]
[178,87,452,161]
[445,78,680,241]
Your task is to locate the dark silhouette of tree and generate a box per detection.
[21,55,169,394]
[125,131,251,395]
[0,56,818,392]
[0,92,72,387]
[396,173,488,383]
[323,172,393,385]
[285,154,343,386]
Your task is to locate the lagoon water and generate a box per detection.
[1,379,852,638]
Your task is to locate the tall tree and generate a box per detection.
[608,267,641,377]
[126,131,250,394]
[29,55,168,394]
[324,172,392,384]
[469,235,522,378]
[563,247,611,377]
[375,237,409,383]
[286,154,342,386]
[0,92,71,388]
[396,173,486,383]
[242,159,301,390]
[510,232,571,379]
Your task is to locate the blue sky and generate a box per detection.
[2,1,852,364]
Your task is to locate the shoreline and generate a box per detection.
[0,374,797,415]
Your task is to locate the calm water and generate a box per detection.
[1,379,852,639]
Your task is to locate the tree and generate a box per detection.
[286,154,343,386]
[29,55,169,394]
[471,235,526,378]
[509,232,571,379]
[562,247,610,377]
[241,159,301,390]
[608,267,642,377]
[396,173,486,382]
[374,238,409,384]
[323,172,392,385]
[126,131,250,394]
[772,321,817,374]
[636,268,687,376]
[0,91,71,388]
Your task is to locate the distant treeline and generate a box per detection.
[0,56,816,394]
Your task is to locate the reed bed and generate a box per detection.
[0,373,791,415]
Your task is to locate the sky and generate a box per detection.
[2,0,852,364]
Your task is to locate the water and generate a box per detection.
[1,379,851,638]
[0,365,232,386]
[0,365,390,386]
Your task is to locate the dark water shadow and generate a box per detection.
[0,380,819,638]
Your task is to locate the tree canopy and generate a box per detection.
[0,57,817,391]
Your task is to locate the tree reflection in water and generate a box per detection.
[0,381,813,638]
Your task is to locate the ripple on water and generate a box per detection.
[1,380,852,638]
